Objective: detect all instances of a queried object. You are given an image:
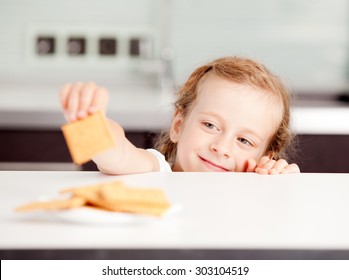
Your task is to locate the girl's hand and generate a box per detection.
[244,156,300,174]
[255,156,300,174]
[60,82,109,122]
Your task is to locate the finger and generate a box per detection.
[256,156,270,168]
[66,82,83,122]
[89,87,109,114]
[255,156,271,174]
[77,82,97,119]
[60,83,72,110]
[269,159,289,175]
[255,168,268,175]
[280,163,301,174]
[244,158,257,172]
[256,159,276,175]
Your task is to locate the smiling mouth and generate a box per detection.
[198,156,230,172]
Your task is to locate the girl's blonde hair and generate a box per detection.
[155,56,293,165]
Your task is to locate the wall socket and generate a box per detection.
[99,38,117,55]
[25,25,158,69]
[36,36,55,55]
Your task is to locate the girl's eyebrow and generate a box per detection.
[200,111,223,120]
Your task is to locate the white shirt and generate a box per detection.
[146,149,172,172]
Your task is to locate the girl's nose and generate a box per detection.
[210,140,232,158]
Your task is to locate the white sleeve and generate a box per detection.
[146,149,172,172]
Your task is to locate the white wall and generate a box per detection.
[0,0,348,93]
[170,0,349,93]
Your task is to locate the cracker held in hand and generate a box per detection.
[61,111,115,165]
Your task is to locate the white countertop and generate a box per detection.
[1,171,349,251]
[1,84,349,134]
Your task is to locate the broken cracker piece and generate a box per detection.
[61,181,124,201]
[61,111,115,165]
[15,196,86,212]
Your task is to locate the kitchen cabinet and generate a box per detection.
[0,129,157,171]
[296,134,349,173]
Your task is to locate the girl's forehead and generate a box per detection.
[197,75,280,106]
[195,76,283,127]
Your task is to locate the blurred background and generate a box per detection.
[0,0,348,172]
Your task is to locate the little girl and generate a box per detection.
[60,56,300,174]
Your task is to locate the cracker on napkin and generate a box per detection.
[61,111,115,165]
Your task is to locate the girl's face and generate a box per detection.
[170,76,283,172]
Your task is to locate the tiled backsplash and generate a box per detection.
[0,0,348,93]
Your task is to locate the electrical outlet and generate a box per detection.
[129,38,141,56]
[129,37,153,58]
[68,37,86,55]
[99,38,117,55]
[26,25,159,71]
[36,36,55,55]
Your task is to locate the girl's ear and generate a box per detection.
[170,109,184,143]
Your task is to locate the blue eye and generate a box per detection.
[238,137,253,146]
[203,122,221,132]
[204,122,216,129]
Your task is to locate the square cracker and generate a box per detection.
[61,111,115,165]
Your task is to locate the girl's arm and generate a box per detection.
[92,119,160,174]
[60,82,160,174]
